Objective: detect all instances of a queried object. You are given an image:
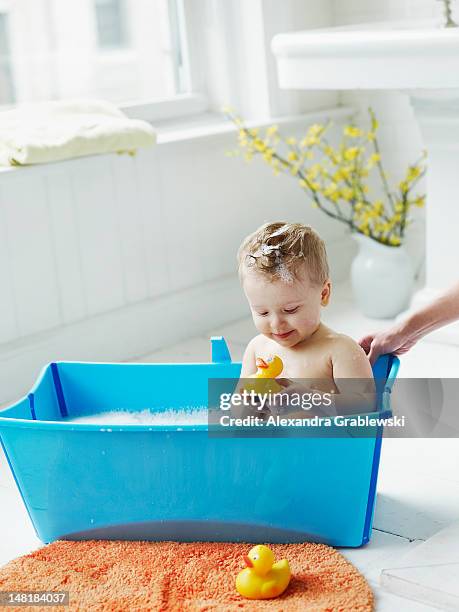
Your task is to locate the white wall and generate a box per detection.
[332,0,447,24]
[330,0,445,276]
[199,0,337,118]
[0,0,344,404]
[0,110,354,405]
[0,0,435,405]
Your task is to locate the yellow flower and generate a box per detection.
[344,147,360,161]
[370,112,379,132]
[253,138,267,152]
[301,135,320,147]
[368,208,378,219]
[414,195,425,207]
[339,166,352,180]
[228,109,424,251]
[340,187,354,201]
[323,182,338,198]
[399,181,409,194]
[321,146,339,164]
[366,152,381,169]
[266,125,279,137]
[263,148,274,162]
[344,126,363,138]
[306,164,321,180]
[407,166,421,182]
[308,123,325,137]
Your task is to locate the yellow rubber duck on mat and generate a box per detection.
[236,544,291,600]
[241,355,284,394]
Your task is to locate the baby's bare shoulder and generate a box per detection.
[314,326,356,347]
[242,334,270,361]
[329,331,362,350]
[327,331,373,378]
[246,334,267,351]
[316,327,366,358]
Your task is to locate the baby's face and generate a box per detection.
[243,266,330,348]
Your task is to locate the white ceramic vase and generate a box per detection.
[350,233,414,319]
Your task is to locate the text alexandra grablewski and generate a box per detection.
[219,390,333,412]
[217,414,406,428]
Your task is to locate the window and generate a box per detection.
[94,0,128,49]
[1,0,192,108]
[0,12,15,104]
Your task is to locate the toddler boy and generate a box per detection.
[236,221,374,418]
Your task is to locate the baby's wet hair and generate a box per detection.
[237,221,329,285]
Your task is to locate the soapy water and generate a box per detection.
[66,407,208,426]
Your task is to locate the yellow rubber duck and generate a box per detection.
[242,355,284,394]
[236,544,291,600]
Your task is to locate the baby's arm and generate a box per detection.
[332,335,374,379]
[330,336,376,414]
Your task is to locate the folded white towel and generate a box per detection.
[0,99,156,166]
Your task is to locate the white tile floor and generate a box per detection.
[1,282,459,611]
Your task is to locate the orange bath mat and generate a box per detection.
[0,540,373,611]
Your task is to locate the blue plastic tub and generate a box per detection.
[0,337,398,547]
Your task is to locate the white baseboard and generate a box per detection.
[0,274,246,407]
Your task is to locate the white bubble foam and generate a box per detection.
[65,408,208,426]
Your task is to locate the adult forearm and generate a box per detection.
[401,281,459,341]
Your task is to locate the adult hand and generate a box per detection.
[360,281,459,364]
[359,326,418,365]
